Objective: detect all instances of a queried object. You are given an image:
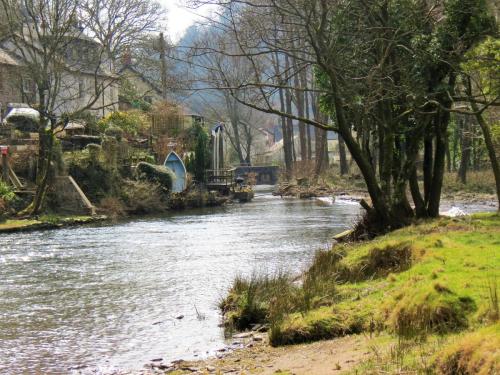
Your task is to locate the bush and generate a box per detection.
[388,283,476,338]
[136,162,174,190]
[434,324,499,375]
[97,110,149,137]
[98,196,126,218]
[0,180,15,202]
[65,149,121,202]
[104,126,124,141]
[120,180,167,214]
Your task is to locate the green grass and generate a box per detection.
[0,215,98,232]
[0,218,42,230]
[221,213,500,373]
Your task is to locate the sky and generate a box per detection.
[160,1,215,42]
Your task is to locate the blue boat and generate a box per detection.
[164,151,187,193]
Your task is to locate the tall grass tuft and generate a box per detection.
[486,275,499,322]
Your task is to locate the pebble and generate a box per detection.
[176,315,184,320]
[233,332,253,339]
[206,365,216,372]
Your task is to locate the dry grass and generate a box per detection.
[442,170,497,195]
[387,283,476,338]
[434,324,500,375]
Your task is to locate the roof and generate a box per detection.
[65,121,85,130]
[120,65,163,96]
[0,48,22,66]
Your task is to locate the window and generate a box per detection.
[22,77,34,93]
[78,79,85,98]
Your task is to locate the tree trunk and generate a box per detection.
[427,109,450,217]
[338,134,349,175]
[457,116,471,184]
[423,133,434,204]
[445,137,451,173]
[470,101,500,211]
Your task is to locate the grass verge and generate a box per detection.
[220,213,500,373]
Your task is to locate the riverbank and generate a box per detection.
[174,213,499,374]
[275,170,499,209]
[0,214,108,234]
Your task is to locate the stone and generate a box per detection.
[233,332,253,339]
[206,365,216,372]
[176,315,184,320]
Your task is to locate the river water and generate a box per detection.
[0,189,363,374]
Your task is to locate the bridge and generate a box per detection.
[234,165,280,185]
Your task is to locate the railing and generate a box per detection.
[205,168,235,187]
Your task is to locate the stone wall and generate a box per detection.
[0,64,22,119]
[53,176,95,216]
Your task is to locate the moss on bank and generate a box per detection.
[221,213,499,372]
[0,215,107,233]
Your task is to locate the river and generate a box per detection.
[0,188,363,374]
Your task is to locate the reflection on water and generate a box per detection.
[0,189,361,374]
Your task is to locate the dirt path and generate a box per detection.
[160,334,373,375]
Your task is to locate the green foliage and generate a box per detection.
[65,148,121,201]
[136,162,174,190]
[462,36,500,98]
[0,181,16,202]
[104,126,124,141]
[97,110,149,137]
[186,123,210,183]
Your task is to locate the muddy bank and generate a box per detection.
[273,181,368,201]
[275,181,498,210]
[130,333,372,375]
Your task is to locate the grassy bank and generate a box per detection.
[220,213,499,374]
[0,215,107,233]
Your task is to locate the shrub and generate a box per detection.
[434,324,499,375]
[136,162,174,190]
[388,283,476,338]
[120,180,167,214]
[98,110,149,137]
[65,149,121,201]
[104,126,124,141]
[0,180,15,202]
[98,196,126,218]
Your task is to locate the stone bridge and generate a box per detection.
[234,165,280,185]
